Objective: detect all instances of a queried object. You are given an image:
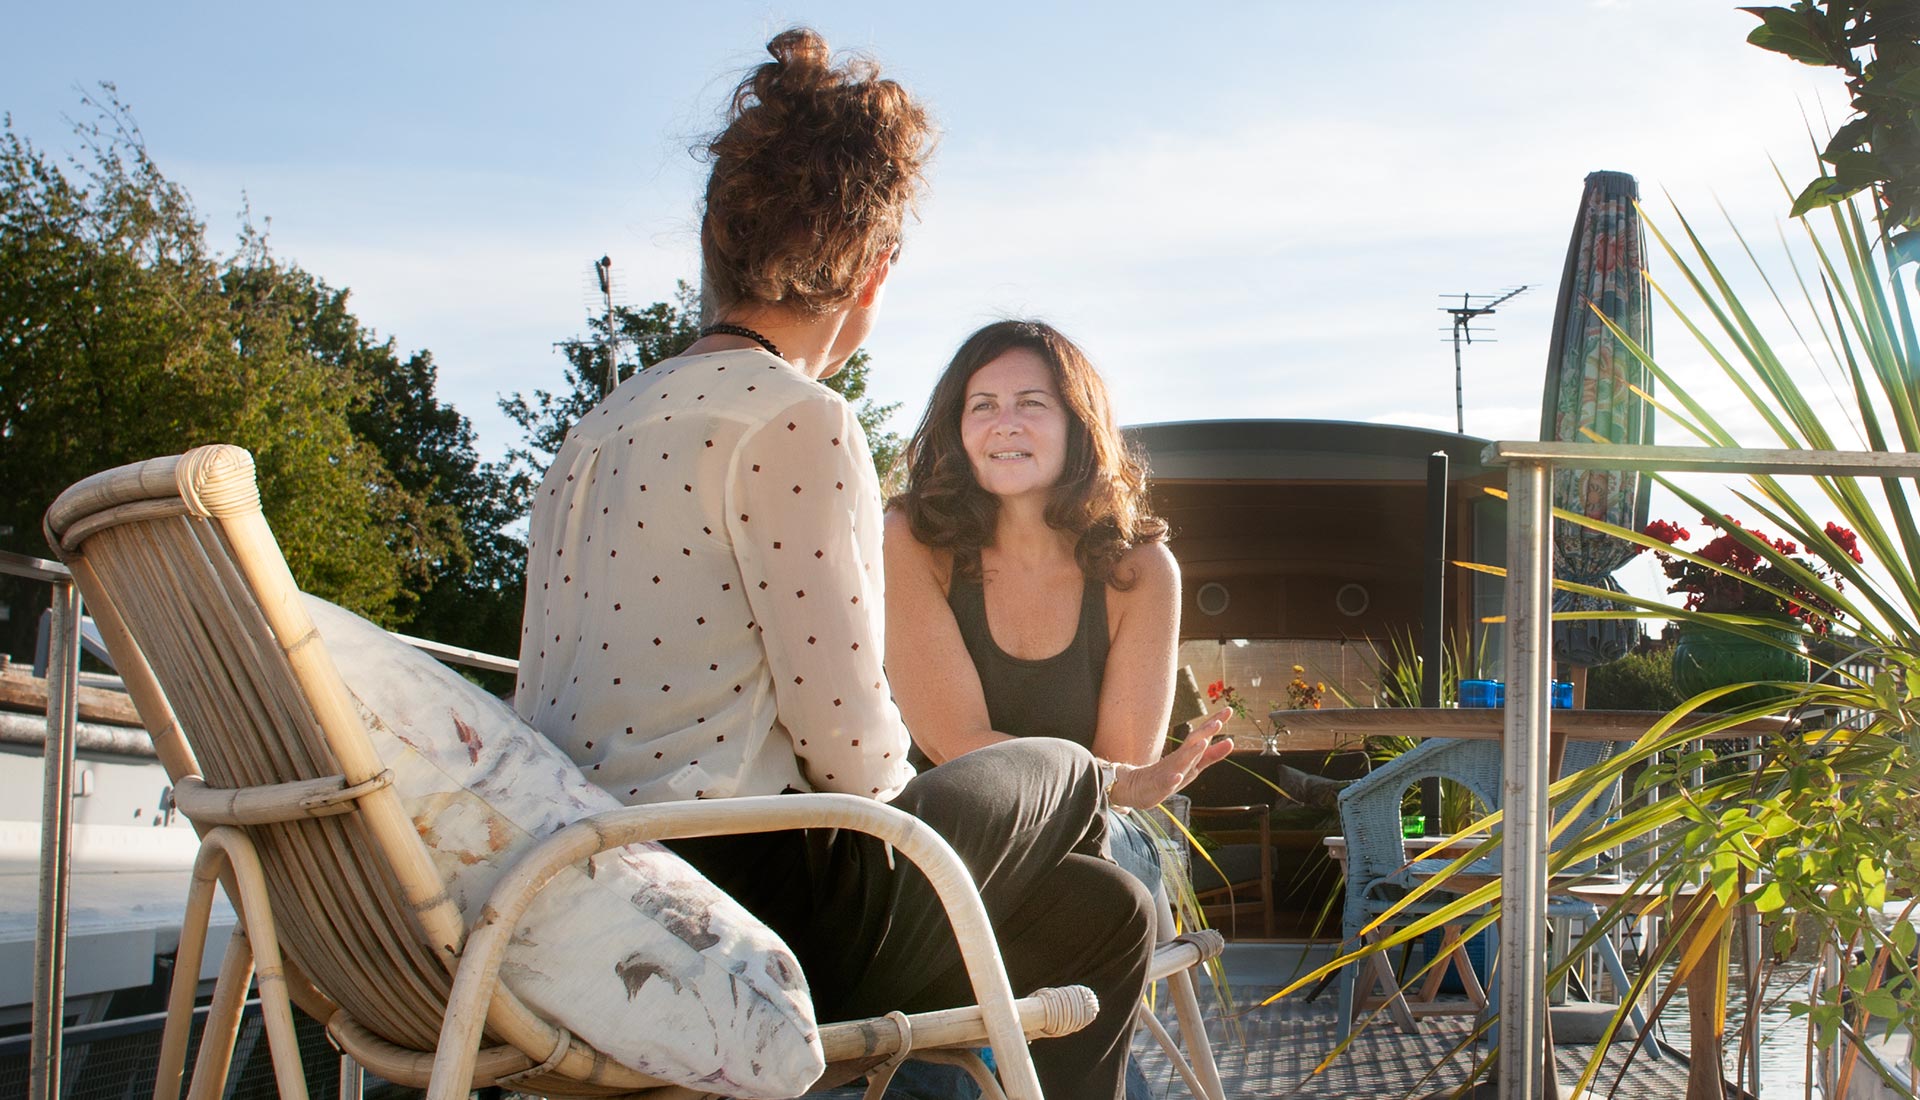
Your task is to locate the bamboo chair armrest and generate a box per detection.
[1148,929,1225,982]
[171,771,394,826]
[427,793,1050,1100]
[816,984,1097,1063]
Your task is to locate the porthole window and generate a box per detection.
[1335,582,1370,617]
[1195,582,1231,617]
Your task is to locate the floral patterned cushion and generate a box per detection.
[305,596,821,1097]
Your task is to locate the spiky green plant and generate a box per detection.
[1272,185,1920,1098]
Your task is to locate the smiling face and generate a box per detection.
[959,348,1070,501]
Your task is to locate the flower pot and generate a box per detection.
[1669,620,1810,710]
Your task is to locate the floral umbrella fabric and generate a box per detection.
[1541,171,1654,667]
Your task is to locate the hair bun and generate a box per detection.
[765,27,831,78]
[701,26,932,313]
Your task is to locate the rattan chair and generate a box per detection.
[44,445,1125,1100]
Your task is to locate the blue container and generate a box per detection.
[1551,680,1575,709]
[1459,679,1500,708]
[1420,927,1492,993]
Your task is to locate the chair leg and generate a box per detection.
[1592,928,1660,1061]
[1335,956,1355,1043]
[1137,1004,1208,1099]
[184,929,256,1100]
[338,1053,365,1100]
[157,846,242,1100]
[1162,967,1227,1100]
[179,828,312,1100]
[1144,892,1225,1100]
[1362,944,1420,1033]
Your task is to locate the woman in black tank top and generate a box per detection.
[885,322,1234,1100]
[885,319,1234,854]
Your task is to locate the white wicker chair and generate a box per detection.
[46,445,1115,1100]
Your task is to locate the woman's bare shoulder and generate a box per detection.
[1111,541,1178,595]
[883,508,952,591]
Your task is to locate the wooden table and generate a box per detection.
[1262,705,1783,742]
[1260,706,1784,781]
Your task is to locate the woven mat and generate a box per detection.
[814,986,1700,1098]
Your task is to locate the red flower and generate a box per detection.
[1825,522,1864,564]
[1643,519,1689,547]
[1643,513,1848,633]
[1207,680,1224,702]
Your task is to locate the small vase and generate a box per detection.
[1670,619,1810,711]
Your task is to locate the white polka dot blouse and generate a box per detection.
[515,348,917,805]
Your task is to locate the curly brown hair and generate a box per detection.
[892,320,1167,587]
[700,28,934,314]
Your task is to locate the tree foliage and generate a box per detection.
[1745,2,1920,252]
[0,89,504,654]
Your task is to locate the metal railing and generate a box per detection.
[1483,441,1920,1100]
[4,548,82,1100]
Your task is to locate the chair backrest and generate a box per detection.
[1336,736,1635,912]
[1337,738,1504,912]
[44,446,601,1082]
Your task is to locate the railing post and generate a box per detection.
[1499,458,1553,1099]
[31,578,83,1100]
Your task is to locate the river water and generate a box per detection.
[1656,955,1825,1098]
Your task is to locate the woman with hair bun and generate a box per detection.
[516,29,1227,1099]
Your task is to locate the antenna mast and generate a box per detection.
[595,256,618,395]
[1439,285,1528,434]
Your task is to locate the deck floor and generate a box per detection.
[1132,984,1692,1099]
[824,942,1700,1098]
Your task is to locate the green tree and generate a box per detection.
[220,244,528,655]
[1746,2,1920,250]
[500,281,704,472]
[0,89,498,653]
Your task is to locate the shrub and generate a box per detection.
[1585,648,1686,711]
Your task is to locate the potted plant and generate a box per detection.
[1634,514,1863,707]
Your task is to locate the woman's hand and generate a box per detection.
[1107,707,1235,810]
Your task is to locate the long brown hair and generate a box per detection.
[700,28,935,313]
[892,320,1166,586]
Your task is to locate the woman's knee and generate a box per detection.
[897,737,1100,826]
[1056,853,1154,962]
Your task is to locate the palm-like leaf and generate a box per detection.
[1292,187,1920,1097]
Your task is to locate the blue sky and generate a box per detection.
[5,2,1849,488]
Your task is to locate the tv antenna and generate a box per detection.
[548,256,630,395]
[594,256,620,395]
[1439,285,1528,434]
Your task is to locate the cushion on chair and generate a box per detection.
[305,596,822,1098]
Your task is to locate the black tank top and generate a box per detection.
[946,562,1110,749]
